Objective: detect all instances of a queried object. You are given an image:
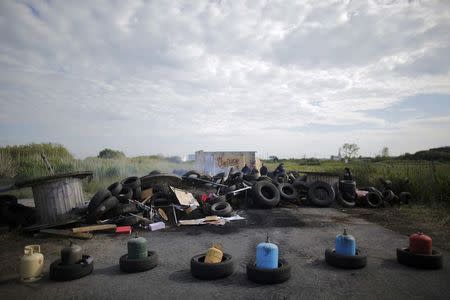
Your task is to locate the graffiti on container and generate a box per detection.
[216,156,241,168]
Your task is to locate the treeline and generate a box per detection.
[399,147,450,162]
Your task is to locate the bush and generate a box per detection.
[98,148,126,159]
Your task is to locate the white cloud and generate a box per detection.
[0,0,449,158]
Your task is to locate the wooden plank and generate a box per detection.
[40,229,93,240]
[71,224,117,233]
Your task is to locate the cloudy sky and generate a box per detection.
[1,0,450,158]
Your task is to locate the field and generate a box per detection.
[1,144,450,208]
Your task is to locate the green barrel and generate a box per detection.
[127,237,148,259]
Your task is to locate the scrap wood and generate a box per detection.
[40,229,93,240]
[72,224,116,233]
[177,215,244,226]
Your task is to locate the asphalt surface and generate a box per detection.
[0,207,449,299]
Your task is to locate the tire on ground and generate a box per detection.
[396,248,442,269]
[119,251,158,273]
[246,259,291,284]
[278,183,298,201]
[49,256,94,281]
[325,248,367,269]
[364,192,383,208]
[337,191,356,208]
[308,181,335,207]
[210,202,232,217]
[190,253,234,280]
[251,181,280,208]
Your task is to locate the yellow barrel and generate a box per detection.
[204,244,223,264]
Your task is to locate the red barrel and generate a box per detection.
[409,232,432,255]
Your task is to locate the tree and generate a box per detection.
[381,147,390,157]
[98,148,125,159]
[341,143,360,159]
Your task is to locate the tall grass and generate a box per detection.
[264,160,450,206]
[0,143,193,196]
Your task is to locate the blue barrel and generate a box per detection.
[256,235,278,269]
[335,229,356,256]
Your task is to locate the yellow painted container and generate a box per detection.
[204,244,223,264]
[20,245,44,282]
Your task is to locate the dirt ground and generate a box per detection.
[342,206,450,251]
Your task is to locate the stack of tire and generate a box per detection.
[86,176,142,225]
[382,189,412,206]
[337,180,357,208]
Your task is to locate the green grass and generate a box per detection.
[264,159,450,206]
[0,143,193,197]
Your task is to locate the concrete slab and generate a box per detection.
[0,207,449,299]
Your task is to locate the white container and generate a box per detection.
[20,245,44,282]
[149,222,165,231]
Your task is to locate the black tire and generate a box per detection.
[88,189,111,213]
[251,181,280,208]
[119,251,158,273]
[210,202,232,217]
[278,183,298,201]
[399,192,412,205]
[364,192,383,208]
[0,194,18,206]
[275,174,288,184]
[257,175,272,182]
[396,248,442,270]
[337,191,356,208]
[339,180,356,194]
[382,190,395,203]
[50,256,94,281]
[117,187,133,204]
[148,170,162,176]
[293,180,309,191]
[107,182,122,196]
[121,177,141,200]
[325,248,367,269]
[246,259,291,284]
[152,184,172,196]
[208,195,227,205]
[88,196,119,222]
[190,253,234,280]
[183,170,200,178]
[153,197,171,206]
[308,181,335,207]
[226,172,243,184]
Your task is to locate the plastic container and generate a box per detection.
[204,244,223,264]
[20,245,44,282]
[127,237,148,259]
[409,232,432,255]
[256,235,278,269]
[335,229,356,256]
[149,222,165,231]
